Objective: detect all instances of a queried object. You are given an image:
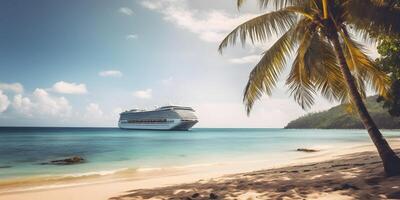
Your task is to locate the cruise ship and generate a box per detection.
[118,106,198,130]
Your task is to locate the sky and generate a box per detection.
[0,0,379,128]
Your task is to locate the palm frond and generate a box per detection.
[243,20,309,114]
[286,32,316,109]
[304,36,345,104]
[237,0,315,10]
[339,29,391,98]
[218,9,297,53]
[344,0,400,37]
[285,6,315,19]
[285,30,341,109]
[340,37,368,100]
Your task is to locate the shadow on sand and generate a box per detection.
[110,150,400,200]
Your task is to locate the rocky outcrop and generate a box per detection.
[296,148,319,153]
[42,156,85,165]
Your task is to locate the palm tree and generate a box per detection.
[219,0,400,176]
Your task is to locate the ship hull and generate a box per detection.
[118,119,198,131]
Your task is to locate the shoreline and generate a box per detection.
[2,139,399,200]
[0,142,366,193]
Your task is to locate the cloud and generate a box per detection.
[8,89,72,118]
[141,0,162,10]
[228,54,261,64]
[133,89,152,99]
[141,0,256,43]
[99,70,123,77]
[119,7,134,16]
[0,90,10,113]
[0,82,24,93]
[52,81,88,94]
[12,94,33,115]
[33,88,72,117]
[126,34,139,40]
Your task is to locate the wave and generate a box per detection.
[0,167,136,193]
[60,167,132,177]
[0,162,223,194]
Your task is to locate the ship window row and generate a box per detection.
[127,119,169,123]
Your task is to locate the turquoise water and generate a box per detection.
[0,128,399,180]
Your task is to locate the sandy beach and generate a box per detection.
[1,138,399,200]
[111,148,400,200]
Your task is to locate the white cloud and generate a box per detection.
[126,34,139,40]
[141,0,162,10]
[133,89,152,99]
[119,7,134,16]
[0,90,10,113]
[33,88,72,117]
[99,70,123,77]
[12,94,33,115]
[0,82,24,93]
[8,89,72,118]
[141,0,256,43]
[52,81,87,94]
[228,54,261,64]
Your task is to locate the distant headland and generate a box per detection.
[285,96,400,129]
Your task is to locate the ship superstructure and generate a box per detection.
[118,106,198,130]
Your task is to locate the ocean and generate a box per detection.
[0,128,399,189]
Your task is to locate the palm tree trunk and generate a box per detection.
[330,33,400,176]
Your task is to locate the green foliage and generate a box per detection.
[285,96,400,129]
[376,36,400,78]
[376,36,400,116]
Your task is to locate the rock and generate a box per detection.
[43,156,84,165]
[191,193,200,198]
[209,193,218,199]
[297,148,319,153]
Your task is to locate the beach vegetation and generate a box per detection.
[376,35,400,117]
[285,96,400,129]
